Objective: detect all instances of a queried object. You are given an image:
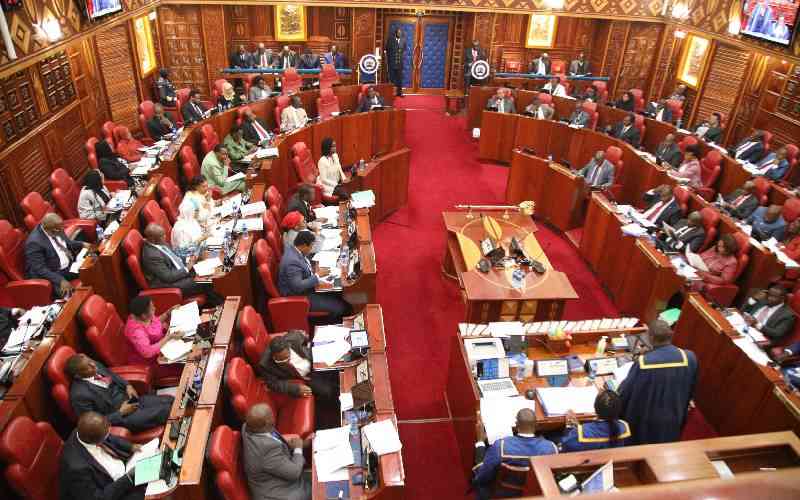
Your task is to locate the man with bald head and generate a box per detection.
[24,212,91,298]
[60,411,144,500]
[242,403,311,500]
[473,408,557,499]
[747,204,787,241]
[656,210,706,253]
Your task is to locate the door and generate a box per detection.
[385,15,453,93]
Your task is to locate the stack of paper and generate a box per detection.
[160,339,193,362]
[314,205,340,221]
[488,321,524,338]
[193,257,222,277]
[733,337,770,366]
[313,250,340,269]
[240,202,267,217]
[621,223,648,237]
[226,172,246,183]
[313,426,354,482]
[321,228,343,239]
[107,190,132,211]
[350,190,376,209]
[312,340,351,366]
[169,301,200,336]
[69,247,90,273]
[536,386,598,416]
[314,325,351,344]
[256,147,279,158]
[763,238,800,269]
[363,419,402,455]
[235,217,263,232]
[479,397,536,444]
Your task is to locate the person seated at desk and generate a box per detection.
[202,144,246,194]
[181,89,209,125]
[258,331,338,401]
[619,320,698,445]
[577,150,614,189]
[155,68,177,107]
[318,137,349,198]
[529,53,551,75]
[181,175,215,229]
[223,124,257,171]
[324,44,348,69]
[172,202,208,262]
[753,146,790,181]
[141,223,224,307]
[691,234,740,292]
[241,107,272,147]
[297,47,321,70]
[287,184,325,226]
[567,100,590,127]
[668,84,688,102]
[217,81,246,111]
[242,403,311,500]
[644,99,673,123]
[742,286,796,345]
[357,86,385,112]
[731,130,767,164]
[523,96,554,120]
[94,140,134,187]
[59,412,144,500]
[65,353,173,433]
[473,409,557,499]
[693,112,724,144]
[642,185,683,226]
[575,85,598,102]
[249,75,272,102]
[282,211,322,255]
[0,307,25,347]
[78,170,111,225]
[278,231,349,323]
[780,219,800,260]
[561,390,631,452]
[124,295,184,380]
[230,45,252,68]
[719,181,760,220]
[656,211,706,253]
[275,45,298,69]
[671,144,702,188]
[605,114,641,148]
[24,213,90,298]
[281,95,310,133]
[252,43,273,69]
[146,103,176,141]
[541,77,567,97]
[485,88,515,114]
[613,91,635,112]
[747,204,786,241]
[569,52,589,75]
[655,133,682,168]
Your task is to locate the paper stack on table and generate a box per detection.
[314,205,340,221]
[479,397,536,444]
[763,238,800,269]
[363,419,402,455]
[733,337,770,366]
[350,190,376,209]
[312,340,351,366]
[69,247,89,273]
[314,325,351,344]
[193,257,222,277]
[536,386,598,416]
[256,147,279,158]
[169,301,200,336]
[235,217,263,232]
[239,201,267,217]
[488,321,524,338]
[313,426,353,482]
[160,339,193,362]
[312,250,340,269]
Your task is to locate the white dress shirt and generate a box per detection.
[83,375,111,389]
[281,106,309,132]
[290,348,311,378]
[78,187,110,221]
[78,435,127,481]
[317,153,346,196]
[45,231,72,270]
[544,83,566,97]
[643,199,673,222]
[535,60,547,75]
[754,303,782,329]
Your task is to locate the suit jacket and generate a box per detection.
[230,51,252,68]
[529,57,551,75]
[297,53,321,70]
[252,49,273,68]
[286,193,315,223]
[181,100,207,124]
[693,123,723,144]
[579,159,614,187]
[384,35,406,69]
[69,362,132,425]
[357,94,385,113]
[655,142,682,168]
[743,300,796,341]
[569,59,589,75]
[59,431,142,500]
[612,123,641,148]
[463,46,487,74]
[146,114,173,141]
[734,139,766,163]
[642,195,683,227]
[665,220,706,253]
[645,103,673,124]
[569,110,590,127]
[486,96,516,114]
[755,154,790,181]
[242,424,307,500]
[257,331,311,396]
[278,245,318,297]
[724,189,759,220]
[141,242,194,289]
[275,51,298,69]
[524,103,554,120]
[24,225,82,289]
[242,117,272,145]
[155,77,176,107]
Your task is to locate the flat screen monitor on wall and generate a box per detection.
[741,0,799,46]
[87,0,123,20]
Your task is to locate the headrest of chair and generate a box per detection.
[46,345,77,388]
[320,87,334,98]
[0,417,61,469]
[605,145,622,162]
[699,207,720,228]
[703,150,722,166]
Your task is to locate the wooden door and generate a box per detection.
[384,15,453,93]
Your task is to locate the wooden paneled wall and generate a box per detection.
[97,24,141,131]
[692,44,752,142]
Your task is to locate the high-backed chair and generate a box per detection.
[45,345,162,443]
[678,135,698,153]
[504,60,522,73]
[208,425,251,500]
[274,95,290,133]
[491,462,530,498]
[50,168,86,220]
[698,207,720,252]
[556,74,571,96]
[138,100,156,145]
[582,101,598,130]
[629,88,645,113]
[666,99,683,124]
[603,146,624,201]
[102,121,117,149]
[225,357,314,437]
[266,185,285,217]
[357,84,370,103]
[281,68,302,95]
[0,417,63,500]
[753,176,771,205]
[291,142,338,204]
[212,79,228,101]
[179,146,221,199]
[262,210,279,236]
[142,200,173,243]
[174,88,192,126]
[201,123,220,155]
[236,105,250,127]
[316,88,340,120]
[0,220,53,307]
[592,81,608,103]
[86,137,100,169]
[762,131,773,154]
[704,232,750,307]
[157,176,183,224]
[238,305,273,367]
[112,125,143,162]
[20,191,96,241]
[783,144,799,183]
[697,150,722,201]
[633,114,646,142]
[537,93,553,106]
[782,198,800,224]
[674,186,691,215]
[550,59,566,74]
[319,63,340,90]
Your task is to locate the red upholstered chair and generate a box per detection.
[0,416,62,500]
[666,99,683,124]
[316,88,340,120]
[86,137,100,169]
[753,177,771,205]
[678,135,698,153]
[603,146,624,201]
[208,426,251,500]
[582,101,599,130]
[158,176,183,225]
[179,146,222,199]
[274,95,290,133]
[102,121,117,149]
[557,74,572,96]
[633,114,646,141]
[113,125,144,163]
[319,63,340,90]
[265,230,283,263]
[50,168,86,220]
[629,89,645,113]
[551,60,566,74]
[142,200,173,243]
[592,81,608,103]
[212,79,228,101]
[266,185,285,217]
[236,105,250,127]
[238,305,273,367]
[704,232,750,307]
[762,131,773,153]
[138,100,156,145]
[281,68,303,95]
[697,150,722,201]
[357,84,370,103]
[20,191,97,242]
[0,220,53,308]
[44,345,162,443]
[537,93,553,106]
[783,144,799,183]
[243,75,255,100]
[782,198,800,224]
[262,210,279,235]
[175,88,192,126]
[225,357,314,437]
[698,207,720,252]
[200,123,220,155]
[674,186,691,215]
[292,142,338,204]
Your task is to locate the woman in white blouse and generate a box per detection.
[171,203,207,263]
[78,170,111,224]
[180,175,215,229]
[317,137,348,198]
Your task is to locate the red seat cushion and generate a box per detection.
[0,417,62,500]
[209,426,250,500]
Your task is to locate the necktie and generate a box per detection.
[589,164,600,185]
[755,305,773,325]
[284,55,289,68]
[647,201,665,222]
[253,120,269,141]
[733,194,749,207]
[261,54,268,67]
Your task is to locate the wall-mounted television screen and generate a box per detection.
[741,0,799,45]
[87,0,123,20]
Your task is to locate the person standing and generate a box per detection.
[384,28,406,97]
[463,39,487,93]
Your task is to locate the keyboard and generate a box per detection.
[478,378,519,398]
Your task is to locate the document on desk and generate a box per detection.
[126,438,160,473]
[239,201,267,217]
[160,339,193,362]
[321,236,342,251]
[685,248,708,272]
[351,190,376,209]
[314,205,340,221]
[313,325,351,344]
[256,147,279,158]
[225,172,246,183]
[363,419,402,455]
[339,392,354,411]
[480,397,536,444]
[313,425,353,481]
[193,257,222,277]
[733,337,770,366]
[488,321,524,338]
[169,301,200,335]
[312,250,340,269]
[621,223,648,237]
[321,228,343,239]
[235,217,263,232]
[536,386,598,416]
[69,247,90,274]
[312,339,351,366]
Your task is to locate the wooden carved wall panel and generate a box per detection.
[753,109,800,147]
[38,52,76,113]
[352,8,376,66]
[68,38,109,137]
[694,44,750,130]
[334,7,351,42]
[651,28,676,101]
[2,135,52,203]
[158,6,208,96]
[201,6,228,87]
[59,107,90,180]
[617,23,662,99]
[449,13,466,90]
[603,21,629,97]
[0,70,39,147]
[96,24,140,131]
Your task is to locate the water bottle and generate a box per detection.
[96,224,104,241]
[358,158,365,173]
[192,370,203,392]
[511,268,526,290]
[595,335,608,356]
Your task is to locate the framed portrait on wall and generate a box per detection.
[274,5,307,41]
[133,14,156,77]
[678,34,711,88]
[525,15,557,48]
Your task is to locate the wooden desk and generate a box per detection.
[522,431,800,497]
[350,147,411,226]
[442,211,577,323]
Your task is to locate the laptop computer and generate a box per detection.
[477,377,519,398]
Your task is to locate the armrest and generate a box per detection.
[108,365,154,394]
[696,187,716,201]
[4,280,53,308]
[63,219,98,242]
[109,427,132,440]
[139,288,183,316]
[104,180,129,192]
[211,187,223,200]
[704,283,738,308]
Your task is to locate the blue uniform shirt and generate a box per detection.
[560,419,631,452]
[473,434,557,488]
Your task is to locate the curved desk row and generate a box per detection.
[492,73,610,81]
[222,67,354,75]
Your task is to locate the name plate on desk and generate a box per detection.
[585,357,618,376]
[536,359,569,377]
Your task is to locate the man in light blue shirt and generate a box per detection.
[747,205,786,242]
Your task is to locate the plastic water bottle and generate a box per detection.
[96,224,104,241]
[358,158,366,173]
[511,268,526,290]
[595,335,608,356]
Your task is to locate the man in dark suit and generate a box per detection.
[606,114,641,148]
[655,134,682,168]
[242,403,311,500]
[693,113,723,144]
[731,130,767,163]
[141,223,223,306]
[529,52,551,75]
[65,353,172,432]
[59,412,144,500]
[567,100,590,127]
[357,86,385,112]
[24,213,89,298]
[230,45,252,68]
[485,88,516,114]
[578,151,615,189]
[720,181,760,220]
[297,47,321,70]
[181,90,208,125]
[278,231,349,323]
[146,103,175,141]
[568,52,589,75]
[258,331,338,400]
[252,43,273,68]
[384,28,406,97]
[644,99,674,123]
[275,45,298,69]
[656,211,706,253]
[641,185,683,227]
[155,68,177,107]
[0,307,24,348]
[463,39,488,92]
[742,287,796,344]
[287,184,320,225]
[241,107,272,146]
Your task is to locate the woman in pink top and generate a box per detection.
[691,234,740,293]
[124,295,183,379]
[674,144,702,188]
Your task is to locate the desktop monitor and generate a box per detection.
[87,0,123,19]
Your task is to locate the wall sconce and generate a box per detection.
[544,0,565,9]
[40,18,63,42]
[728,19,741,35]
[671,2,691,20]
[674,30,687,39]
